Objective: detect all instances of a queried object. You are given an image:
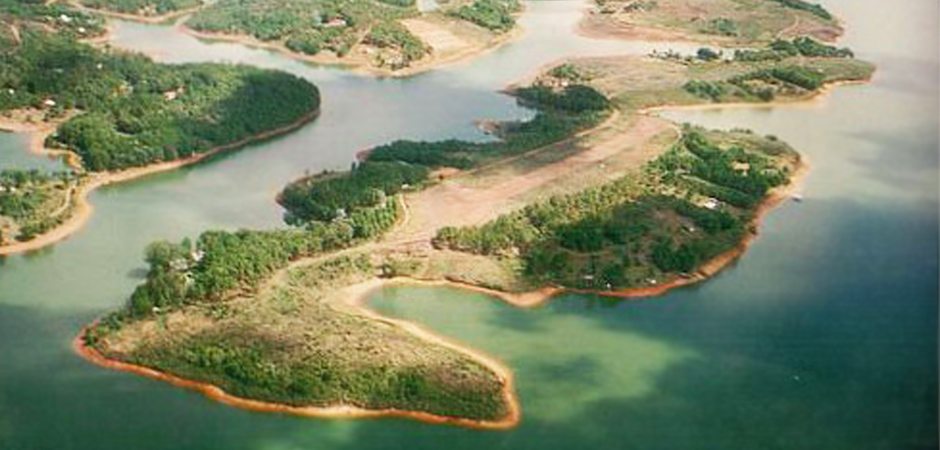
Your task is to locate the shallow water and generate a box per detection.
[0,132,65,171]
[0,1,937,449]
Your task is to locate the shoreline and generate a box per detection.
[68,1,205,25]
[178,21,524,79]
[639,78,873,116]
[0,108,320,256]
[573,5,844,46]
[68,65,867,430]
[74,280,522,430]
[347,158,809,309]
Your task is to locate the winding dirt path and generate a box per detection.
[386,112,677,245]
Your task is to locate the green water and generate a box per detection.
[0,1,937,449]
[0,132,65,171]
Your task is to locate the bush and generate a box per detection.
[450,0,520,32]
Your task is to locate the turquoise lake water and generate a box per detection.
[0,1,936,449]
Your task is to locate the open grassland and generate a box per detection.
[89,253,512,423]
[580,0,843,45]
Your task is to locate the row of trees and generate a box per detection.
[733,37,853,62]
[126,197,398,316]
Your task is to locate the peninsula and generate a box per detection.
[79,0,875,427]
[579,0,844,45]
[0,1,321,254]
[71,0,524,76]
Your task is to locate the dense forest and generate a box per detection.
[0,31,320,172]
[279,83,611,224]
[433,128,796,289]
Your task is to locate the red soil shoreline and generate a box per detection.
[73,318,521,430]
[366,158,810,309]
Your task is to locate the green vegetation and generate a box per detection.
[0,0,106,38]
[363,20,429,69]
[733,37,853,62]
[125,197,398,315]
[548,63,590,83]
[0,169,76,243]
[675,38,868,104]
[0,2,320,246]
[696,47,721,61]
[433,128,797,289]
[682,80,726,101]
[184,0,413,57]
[83,84,612,422]
[770,0,831,20]
[280,161,426,223]
[77,0,202,15]
[279,84,611,227]
[704,17,738,37]
[0,31,319,172]
[449,0,520,32]
[91,252,509,421]
[82,0,520,70]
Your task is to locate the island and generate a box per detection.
[71,0,523,75]
[0,1,321,254]
[78,0,875,426]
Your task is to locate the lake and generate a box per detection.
[0,1,936,449]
